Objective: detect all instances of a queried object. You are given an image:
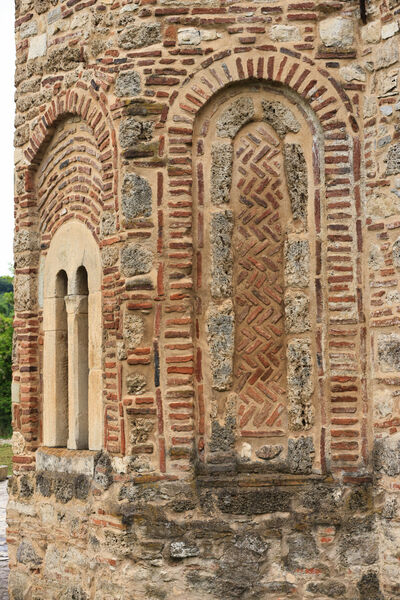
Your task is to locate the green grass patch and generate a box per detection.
[0,444,13,476]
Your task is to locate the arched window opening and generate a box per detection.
[43,269,69,447]
[66,266,89,450]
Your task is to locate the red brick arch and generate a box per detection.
[162,48,366,476]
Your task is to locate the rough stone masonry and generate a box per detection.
[8,0,400,598]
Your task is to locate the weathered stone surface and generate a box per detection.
[28,33,47,60]
[207,301,234,391]
[376,37,399,70]
[101,211,116,237]
[210,415,236,453]
[17,540,42,566]
[101,246,118,268]
[386,142,400,175]
[369,244,384,270]
[256,445,283,460]
[210,210,233,298]
[121,244,153,277]
[287,340,313,430]
[357,572,384,600]
[319,17,354,48]
[340,63,366,82]
[14,274,36,311]
[269,24,301,42]
[374,434,400,476]
[211,143,233,205]
[34,0,50,13]
[287,437,314,473]
[45,45,82,72]
[218,488,291,514]
[339,517,378,566]
[378,333,400,371]
[124,313,144,349]
[119,23,161,50]
[285,240,310,288]
[14,124,30,147]
[170,541,200,558]
[126,373,147,395]
[284,292,310,333]
[216,97,254,138]
[262,100,300,138]
[115,71,141,97]
[122,173,152,220]
[120,117,153,148]
[306,580,346,597]
[14,230,39,253]
[284,143,308,222]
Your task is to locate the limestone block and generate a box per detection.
[45,46,82,72]
[340,63,366,83]
[36,448,96,477]
[339,517,378,567]
[14,273,36,311]
[361,20,381,44]
[101,246,119,268]
[119,23,161,50]
[262,100,300,138]
[374,434,400,476]
[286,532,318,571]
[284,292,310,333]
[386,143,400,175]
[121,244,153,277]
[284,143,308,222]
[269,25,301,42]
[20,21,38,39]
[284,240,310,288]
[256,445,283,460]
[210,143,233,205]
[170,541,200,558]
[88,368,103,451]
[12,431,25,456]
[34,0,50,14]
[120,117,153,148]
[287,436,314,473]
[115,71,141,97]
[216,97,254,138]
[207,300,234,391]
[287,339,313,430]
[126,373,147,395]
[14,229,39,253]
[382,21,399,40]
[393,238,400,268]
[177,28,220,44]
[17,541,42,566]
[210,210,233,298]
[14,124,30,147]
[376,38,399,70]
[124,313,144,348]
[319,17,354,48]
[28,33,47,60]
[378,333,400,371]
[101,211,116,237]
[368,244,384,271]
[122,173,152,219]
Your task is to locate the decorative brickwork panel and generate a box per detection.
[233,124,287,437]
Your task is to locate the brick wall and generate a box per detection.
[8,0,400,598]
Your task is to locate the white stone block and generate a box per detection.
[319,17,354,48]
[28,34,47,60]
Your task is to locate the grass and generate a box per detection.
[0,444,12,476]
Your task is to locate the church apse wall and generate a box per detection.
[8,0,400,598]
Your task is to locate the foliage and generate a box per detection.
[0,444,13,475]
[0,278,13,438]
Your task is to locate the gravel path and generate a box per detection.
[0,480,8,599]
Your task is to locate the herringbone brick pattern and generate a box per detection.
[233,124,287,437]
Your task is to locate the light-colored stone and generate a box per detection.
[269,25,301,42]
[319,18,354,48]
[285,240,310,288]
[376,37,399,70]
[210,143,233,205]
[28,34,47,60]
[207,300,234,391]
[382,21,399,40]
[361,20,381,44]
[340,63,366,83]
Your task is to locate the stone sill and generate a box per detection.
[36,447,97,477]
[197,472,329,489]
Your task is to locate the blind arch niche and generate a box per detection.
[43,220,102,450]
[194,83,324,469]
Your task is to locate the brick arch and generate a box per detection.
[161,50,366,477]
[12,87,119,452]
[167,48,358,134]
[21,85,119,240]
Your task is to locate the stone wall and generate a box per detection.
[8,0,400,598]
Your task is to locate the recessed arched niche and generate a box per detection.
[193,82,324,470]
[42,220,102,451]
